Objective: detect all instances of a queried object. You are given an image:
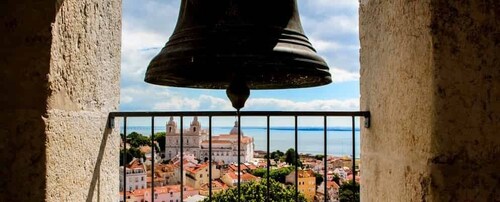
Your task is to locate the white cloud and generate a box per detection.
[302,15,359,38]
[305,0,358,10]
[121,28,166,52]
[330,67,360,82]
[153,97,201,111]
[309,37,359,52]
[246,98,359,111]
[152,94,234,111]
[198,95,234,111]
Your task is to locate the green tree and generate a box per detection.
[251,168,267,178]
[268,167,293,183]
[315,172,324,186]
[332,173,341,185]
[204,178,306,202]
[285,148,296,165]
[153,132,166,152]
[119,147,143,166]
[285,148,303,167]
[127,132,150,148]
[314,154,325,160]
[270,150,285,162]
[251,167,295,184]
[339,181,360,202]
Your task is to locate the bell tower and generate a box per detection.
[166,116,177,135]
[190,116,201,135]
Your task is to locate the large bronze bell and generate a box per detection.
[145,0,332,109]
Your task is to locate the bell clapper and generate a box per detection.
[226,80,250,110]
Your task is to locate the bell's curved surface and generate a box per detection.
[145,0,332,89]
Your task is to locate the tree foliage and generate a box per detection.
[339,181,360,202]
[119,147,144,166]
[265,150,285,162]
[314,172,324,186]
[250,167,294,184]
[251,168,267,178]
[153,132,166,152]
[285,148,303,167]
[270,167,294,183]
[314,154,325,160]
[127,132,150,148]
[204,178,306,202]
[332,173,341,185]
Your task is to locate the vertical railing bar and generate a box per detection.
[209,116,213,201]
[324,116,328,202]
[294,116,298,202]
[180,116,184,202]
[151,116,155,202]
[123,117,127,202]
[237,113,241,201]
[352,116,356,189]
[266,115,270,202]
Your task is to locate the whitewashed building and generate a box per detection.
[165,116,208,160]
[164,117,254,164]
[200,121,254,163]
[119,158,147,192]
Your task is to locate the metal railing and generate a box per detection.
[110,111,370,202]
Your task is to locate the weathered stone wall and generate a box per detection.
[430,1,500,201]
[0,1,56,201]
[0,0,121,201]
[360,0,499,201]
[359,0,434,201]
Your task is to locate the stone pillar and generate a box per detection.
[360,0,499,201]
[0,0,121,201]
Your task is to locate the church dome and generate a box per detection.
[229,121,243,135]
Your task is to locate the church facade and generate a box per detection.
[165,117,254,163]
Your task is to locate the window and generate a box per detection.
[141,176,144,181]
[155,193,158,199]
[200,174,202,178]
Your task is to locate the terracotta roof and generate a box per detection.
[290,169,316,178]
[226,172,258,181]
[139,146,151,154]
[327,181,340,189]
[185,163,209,174]
[246,164,257,170]
[123,185,196,197]
[200,179,229,190]
[128,158,145,170]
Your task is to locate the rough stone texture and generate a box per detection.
[360,0,499,201]
[0,1,55,201]
[430,1,500,201]
[0,0,121,201]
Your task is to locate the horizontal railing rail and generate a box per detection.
[112,111,369,202]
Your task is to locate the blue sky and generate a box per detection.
[120,0,360,115]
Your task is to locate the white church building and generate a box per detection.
[164,117,254,163]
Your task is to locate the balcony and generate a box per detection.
[113,111,369,202]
